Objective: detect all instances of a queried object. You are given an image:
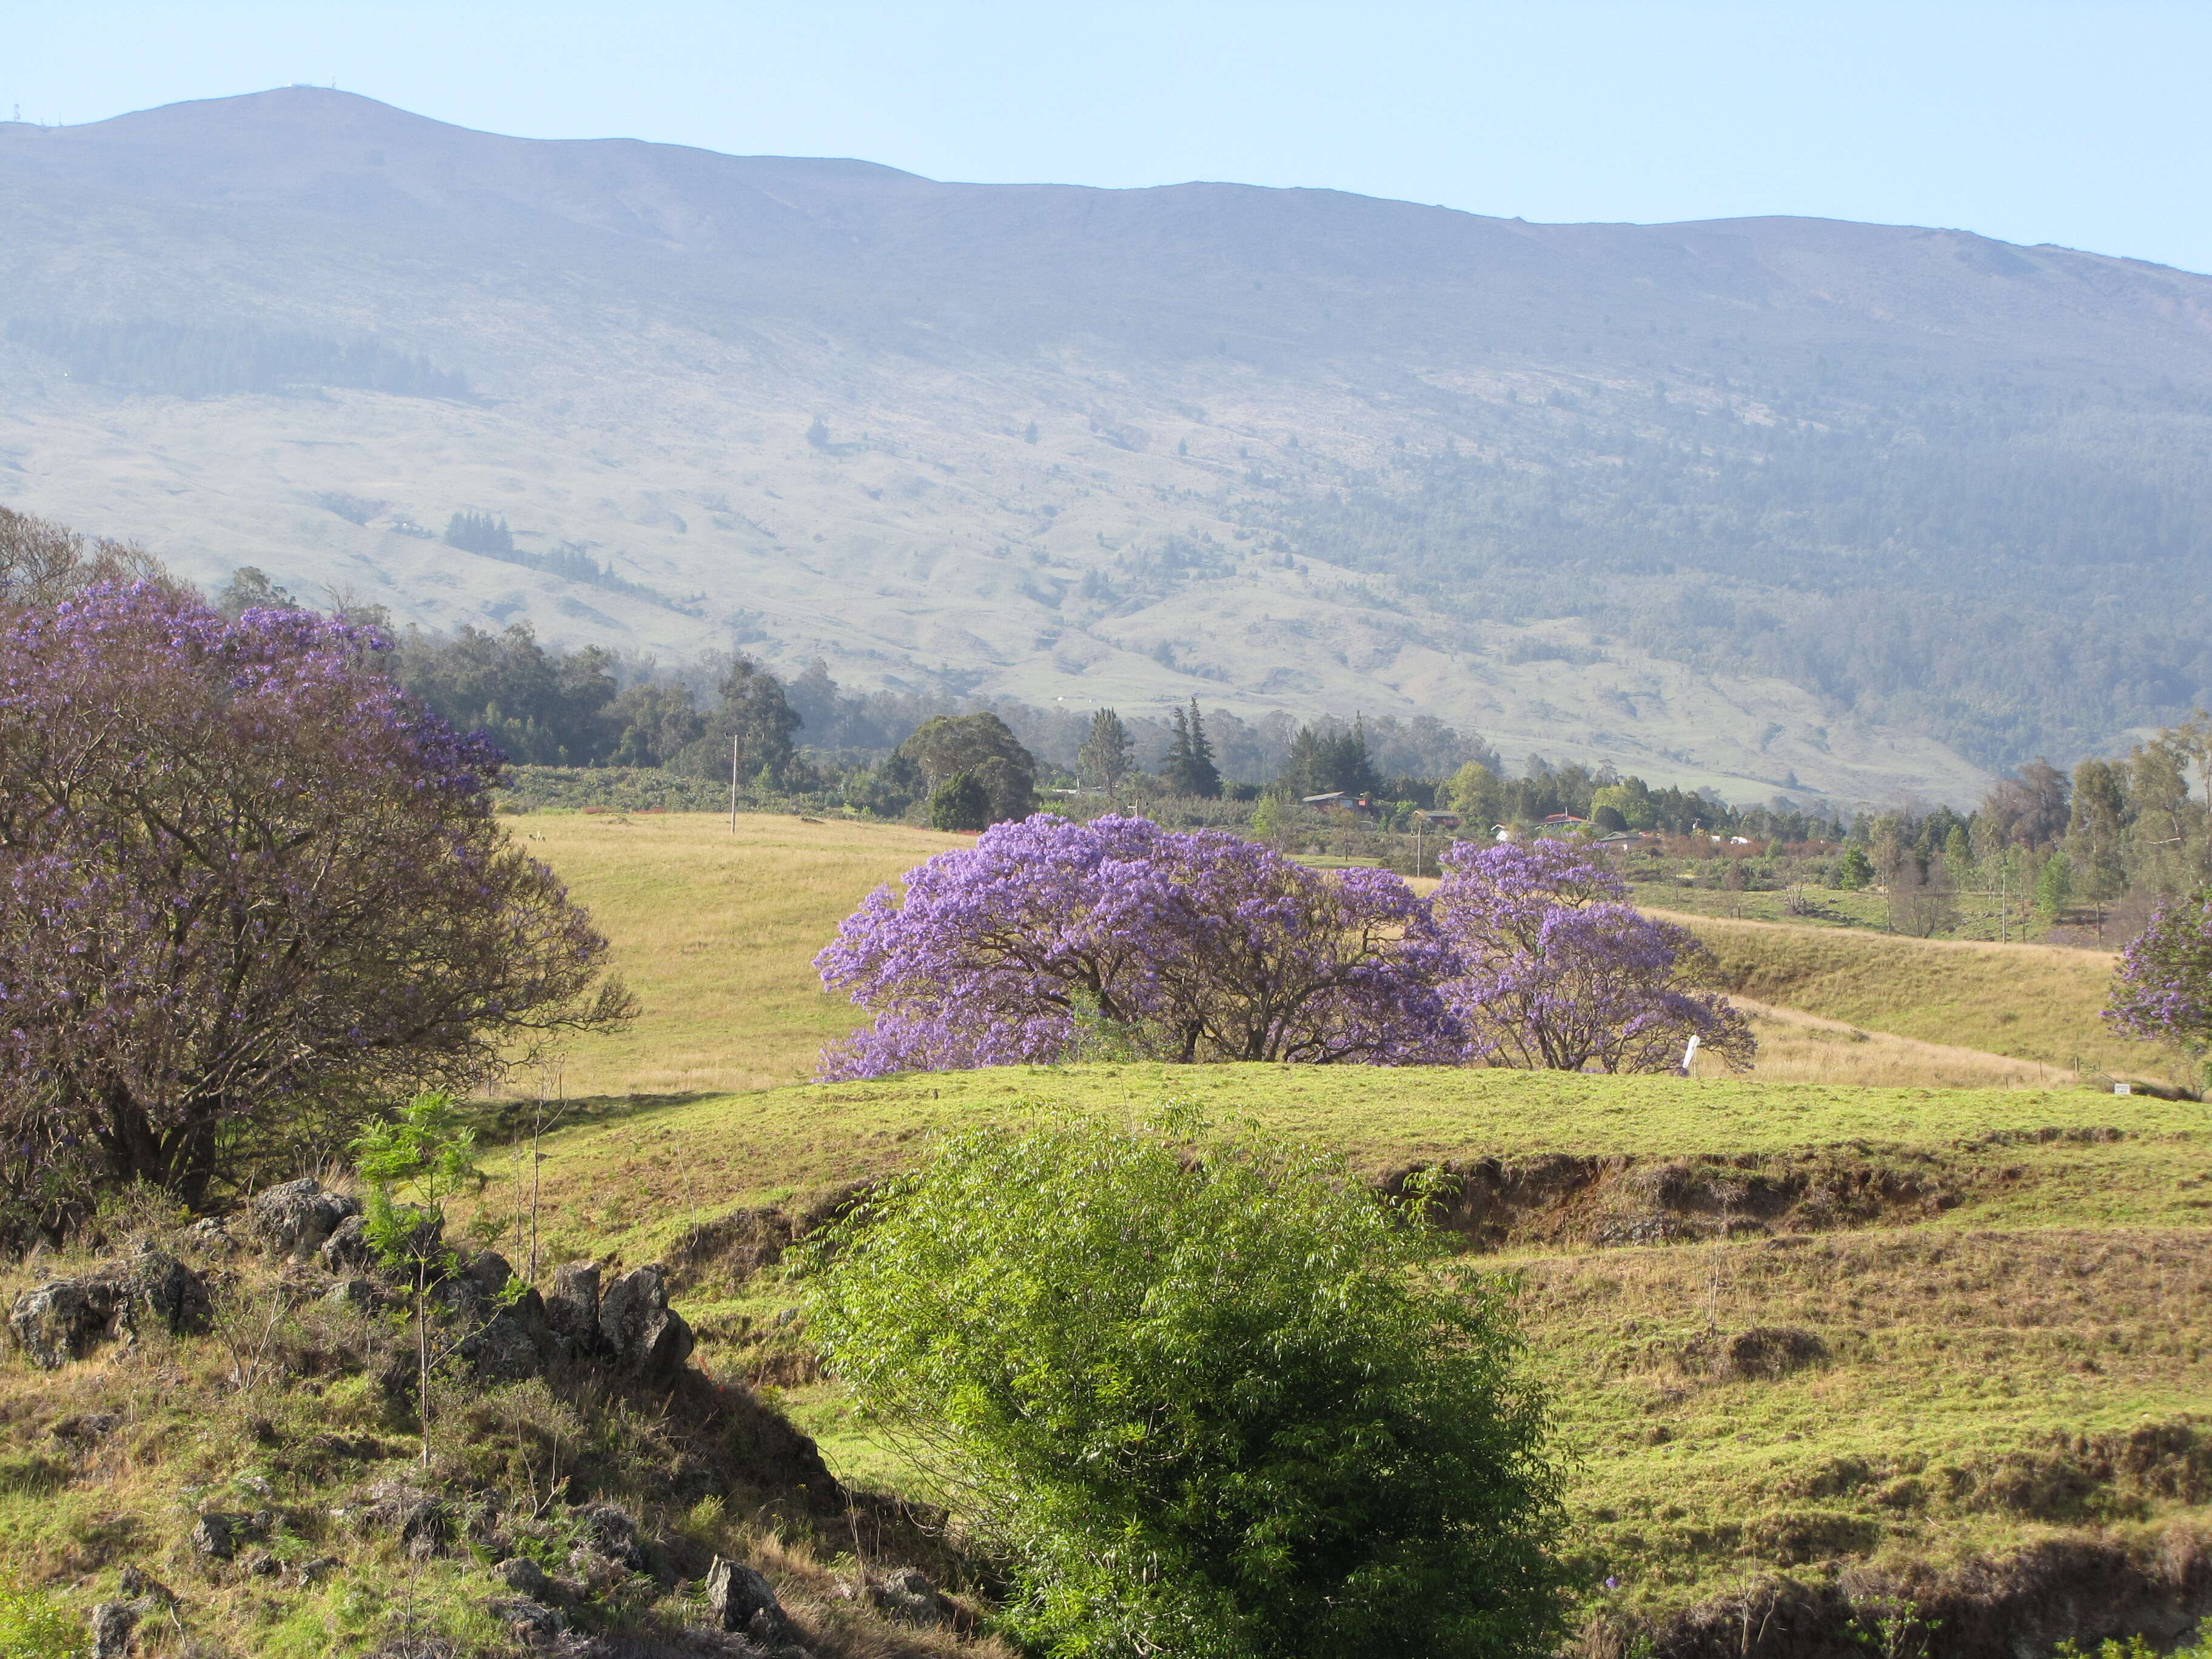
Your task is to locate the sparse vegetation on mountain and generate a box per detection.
[3,315,469,400]
[21,90,2212,795]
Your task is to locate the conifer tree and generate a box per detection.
[1076,708,1136,789]
[1160,699,1221,798]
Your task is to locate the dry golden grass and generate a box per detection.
[1507,1225,2212,1610]
[1648,908,2173,1080]
[509,812,965,1098]
[1721,999,2082,1089]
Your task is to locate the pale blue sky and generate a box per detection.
[11,2,2210,273]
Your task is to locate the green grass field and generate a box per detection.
[1658,909,2160,1078]
[469,1062,2212,1639]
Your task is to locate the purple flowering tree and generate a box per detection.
[2106,888,2212,1069]
[0,583,634,1230]
[816,814,1458,1078]
[1431,839,1755,1073]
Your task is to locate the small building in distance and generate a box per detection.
[1302,791,1381,819]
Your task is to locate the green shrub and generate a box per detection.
[0,1583,83,1659]
[805,1108,1569,1659]
[2053,1636,2212,1659]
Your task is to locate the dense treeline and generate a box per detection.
[1244,381,2212,771]
[1829,723,2212,939]
[7,317,471,400]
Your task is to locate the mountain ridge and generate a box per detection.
[6,87,2212,806]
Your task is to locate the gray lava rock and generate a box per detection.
[705,1557,788,1641]
[463,1249,516,1296]
[50,1412,122,1445]
[89,1600,139,1659]
[116,1567,173,1607]
[319,1212,373,1273]
[363,1484,447,1558]
[868,1566,947,1628]
[11,1279,122,1369]
[459,1304,547,1382]
[598,1264,694,1378]
[244,1178,361,1261]
[189,1510,270,1561]
[293,1557,338,1587]
[545,1261,601,1350]
[488,1597,569,1641]
[497,1557,554,1598]
[400,1498,448,1560]
[183,1215,234,1254]
[129,1244,211,1337]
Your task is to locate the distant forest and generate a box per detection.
[5,317,469,401]
[1240,377,2212,773]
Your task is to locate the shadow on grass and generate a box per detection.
[461,1090,722,1147]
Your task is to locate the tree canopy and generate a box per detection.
[1158,699,1222,797]
[894,712,1038,825]
[0,583,633,1236]
[1432,840,1755,1074]
[816,814,1455,1076]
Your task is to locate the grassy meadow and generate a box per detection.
[1658,910,2162,1079]
[514,811,2176,1099]
[509,812,966,1098]
[450,812,2212,1639]
[466,1063,2212,1635]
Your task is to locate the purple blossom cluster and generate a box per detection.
[816,816,1753,1079]
[1432,837,1755,1073]
[816,814,1460,1078]
[2105,888,2212,1056]
[0,582,630,1228]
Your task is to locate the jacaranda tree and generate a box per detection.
[0,583,634,1234]
[1432,839,1755,1073]
[816,814,1458,1077]
[2106,887,2212,1071]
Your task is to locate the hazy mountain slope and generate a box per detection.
[4,89,2211,803]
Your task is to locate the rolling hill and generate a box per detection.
[7,88,2212,804]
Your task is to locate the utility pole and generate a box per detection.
[729,732,741,833]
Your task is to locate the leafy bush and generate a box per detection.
[805,1110,1568,1659]
[0,1583,82,1659]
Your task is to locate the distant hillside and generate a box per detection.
[5,89,2212,804]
